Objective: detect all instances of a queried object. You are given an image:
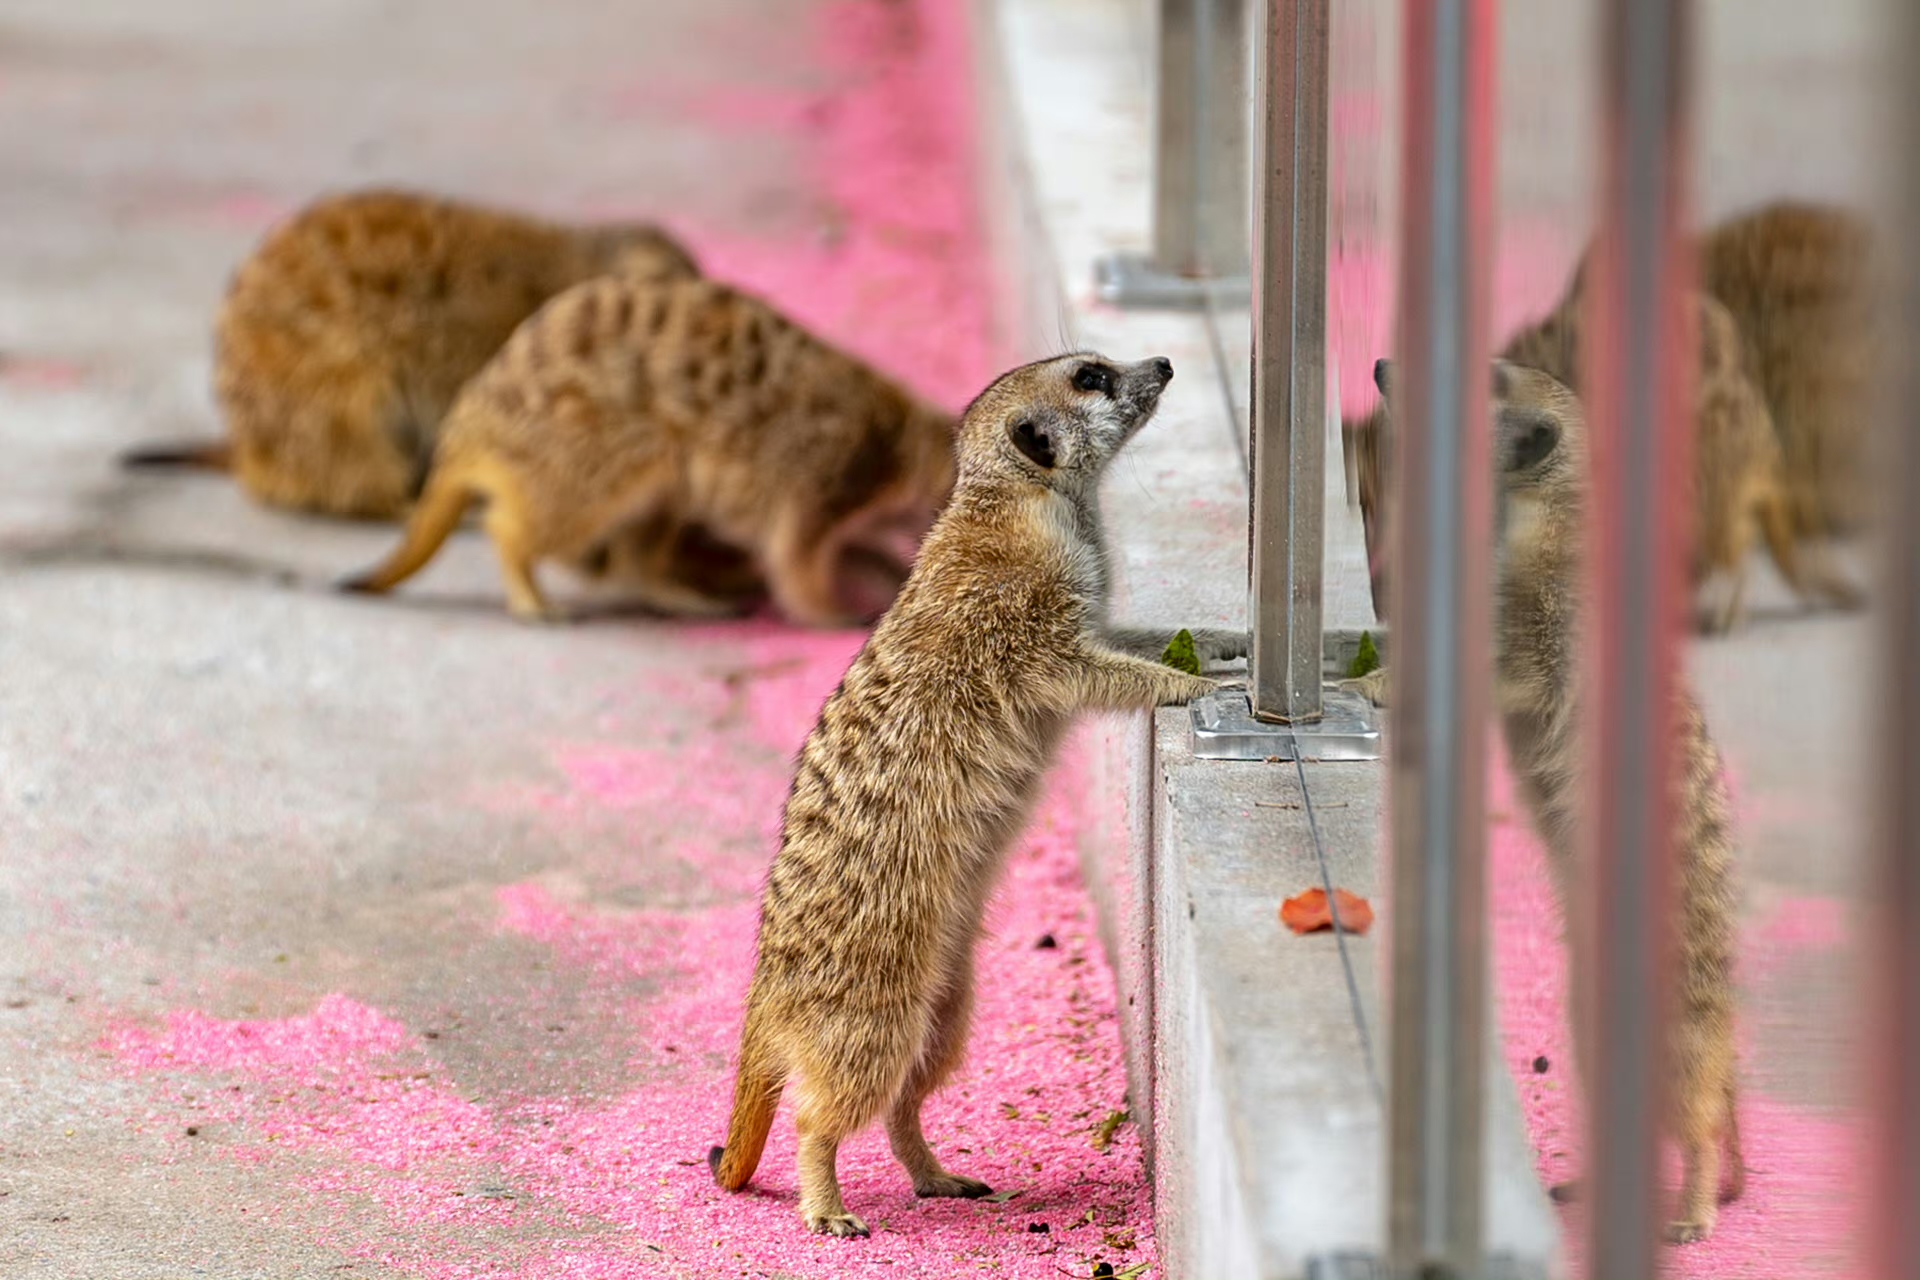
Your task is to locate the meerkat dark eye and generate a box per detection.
[1008,418,1056,469]
[1071,364,1115,396]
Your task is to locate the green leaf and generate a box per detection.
[1159,629,1201,676]
[1345,630,1381,679]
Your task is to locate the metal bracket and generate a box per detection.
[1092,251,1252,311]
[1189,685,1381,762]
[1305,1251,1549,1280]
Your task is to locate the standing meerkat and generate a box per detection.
[1354,270,1851,634]
[708,352,1239,1238]
[122,188,699,519]
[339,275,960,626]
[1371,357,1744,1243]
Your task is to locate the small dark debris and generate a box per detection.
[1532,1055,1550,1074]
[4,998,28,1009]
[185,1126,200,1137]
[1035,933,1058,950]
[423,1030,442,1040]
[545,1024,565,1033]
[1026,1221,1049,1234]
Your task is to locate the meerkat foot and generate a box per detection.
[506,594,569,624]
[804,1209,871,1238]
[913,1172,992,1200]
[1665,1214,1716,1245]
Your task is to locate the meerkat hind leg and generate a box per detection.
[887,968,992,1200]
[484,492,562,623]
[794,1113,868,1238]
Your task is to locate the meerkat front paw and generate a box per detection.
[913,1173,993,1199]
[1188,628,1250,664]
[804,1209,871,1238]
[1162,675,1221,706]
[1341,666,1391,708]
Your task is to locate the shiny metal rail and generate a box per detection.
[1382,0,1496,1274]
[1585,0,1696,1274]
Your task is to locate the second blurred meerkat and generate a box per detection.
[123,188,699,519]
[707,352,1227,1238]
[1371,357,1744,1244]
[341,275,961,626]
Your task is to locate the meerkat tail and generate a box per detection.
[119,439,232,471]
[710,1020,786,1191]
[337,472,476,595]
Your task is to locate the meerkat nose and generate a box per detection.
[1150,357,1173,381]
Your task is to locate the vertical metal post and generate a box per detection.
[1584,1,1695,1275]
[1099,0,1249,306]
[1384,0,1496,1275]
[1248,0,1329,724]
[1869,6,1920,1277]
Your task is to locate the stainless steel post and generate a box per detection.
[1149,0,1205,275]
[1248,0,1329,724]
[1869,7,1920,1277]
[1383,0,1496,1274]
[1584,0,1695,1275]
[1098,0,1250,306]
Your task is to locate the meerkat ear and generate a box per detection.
[1008,418,1056,469]
[1372,358,1394,396]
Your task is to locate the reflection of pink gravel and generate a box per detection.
[1489,758,1859,1278]
[99,1,1157,1274]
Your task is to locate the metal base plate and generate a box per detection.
[1305,1251,1547,1280]
[1092,250,1252,311]
[1190,686,1382,762]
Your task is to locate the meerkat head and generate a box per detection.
[957,352,1175,492]
[592,226,702,283]
[1371,356,1586,511]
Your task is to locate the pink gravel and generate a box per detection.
[100,1,1157,1276]
[1489,757,1861,1278]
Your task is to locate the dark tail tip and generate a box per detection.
[335,572,381,596]
[120,440,231,471]
[707,1145,726,1181]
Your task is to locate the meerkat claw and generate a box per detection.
[807,1211,871,1238]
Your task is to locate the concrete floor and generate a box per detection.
[0,3,1159,1278]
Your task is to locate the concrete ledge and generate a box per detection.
[972,0,1562,1274]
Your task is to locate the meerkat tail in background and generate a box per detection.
[708,353,1219,1238]
[339,275,958,626]
[1373,358,1744,1243]
[122,188,698,519]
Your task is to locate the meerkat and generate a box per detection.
[1698,201,1879,555]
[706,352,1238,1238]
[1356,281,1841,635]
[121,188,700,520]
[1369,357,1744,1244]
[338,274,960,626]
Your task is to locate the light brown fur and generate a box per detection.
[1354,201,1877,630]
[124,188,699,520]
[1698,202,1879,547]
[707,353,1236,1237]
[1369,359,1745,1243]
[339,275,960,626]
